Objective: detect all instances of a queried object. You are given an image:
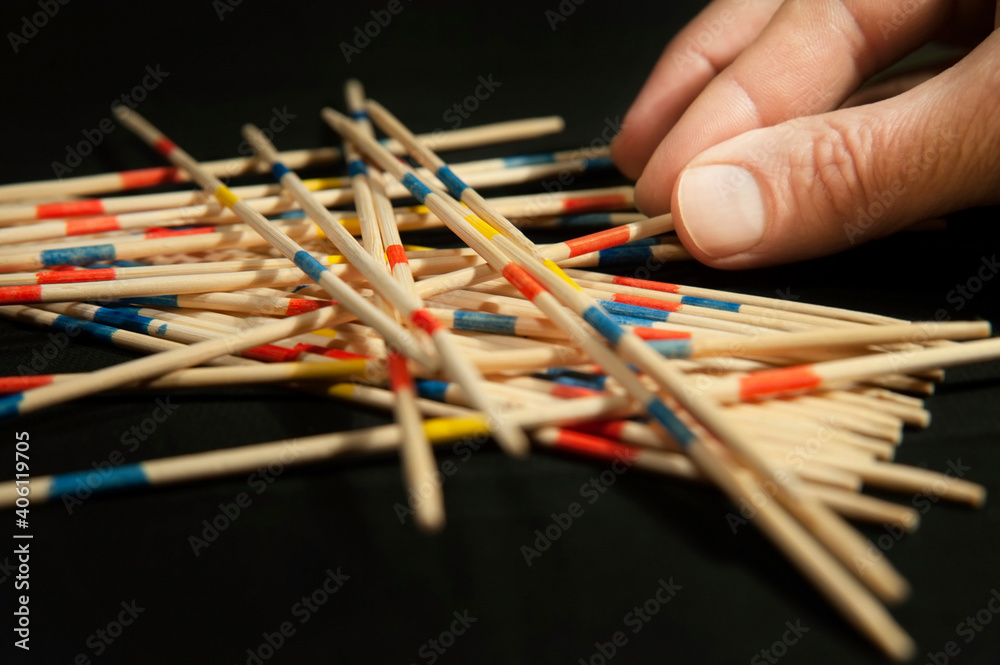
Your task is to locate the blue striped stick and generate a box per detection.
[242,114,529,458]
[346,104,911,608]
[113,106,437,373]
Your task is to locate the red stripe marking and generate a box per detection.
[284,298,331,316]
[501,264,545,301]
[322,349,370,360]
[35,199,105,219]
[738,366,822,401]
[119,166,182,189]
[550,384,599,399]
[290,343,359,359]
[0,375,55,393]
[613,293,681,312]
[385,244,409,269]
[144,226,215,239]
[410,309,443,334]
[561,193,628,213]
[551,428,640,463]
[153,137,177,156]
[0,285,43,304]
[286,343,366,360]
[632,327,691,341]
[65,216,121,236]
[612,276,681,294]
[242,344,301,363]
[387,352,414,391]
[569,420,627,440]
[37,268,116,285]
[290,343,327,356]
[563,226,632,258]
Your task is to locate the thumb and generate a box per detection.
[669,33,1000,269]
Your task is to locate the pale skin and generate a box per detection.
[611,0,1000,268]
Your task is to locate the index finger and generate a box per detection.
[634,0,955,215]
[611,0,784,179]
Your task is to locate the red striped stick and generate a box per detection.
[710,337,1000,403]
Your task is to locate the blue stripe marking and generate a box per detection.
[415,379,449,402]
[646,399,696,448]
[600,300,670,323]
[270,210,306,220]
[556,214,614,226]
[452,310,518,335]
[347,159,367,178]
[50,315,117,344]
[582,155,614,170]
[539,367,616,381]
[582,306,625,346]
[608,313,659,328]
[400,173,433,204]
[435,166,467,198]
[351,110,369,120]
[680,296,741,313]
[48,463,150,498]
[501,153,555,168]
[271,162,291,180]
[647,339,694,359]
[292,250,327,283]
[555,375,607,391]
[0,393,24,419]
[41,245,117,267]
[597,246,653,267]
[106,260,147,268]
[90,306,161,336]
[119,295,179,308]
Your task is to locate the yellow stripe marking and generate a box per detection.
[466,214,499,240]
[290,360,368,380]
[543,259,582,290]
[326,383,355,399]
[423,416,490,443]
[303,177,345,191]
[312,328,338,339]
[340,218,361,234]
[214,185,240,209]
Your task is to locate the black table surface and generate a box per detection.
[1,1,999,663]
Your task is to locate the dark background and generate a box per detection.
[1,1,999,663]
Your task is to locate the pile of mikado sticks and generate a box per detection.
[1,80,999,660]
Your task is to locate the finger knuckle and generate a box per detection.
[802,119,875,221]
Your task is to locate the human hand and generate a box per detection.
[611,0,1000,268]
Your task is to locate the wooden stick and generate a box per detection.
[0,395,628,508]
[113,107,437,372]
[243,121,528,458]
[562,268,905,325]
[363,102,913,604]
[709,337,1000,403]
[325,106,913,629]
[0,116,566,202]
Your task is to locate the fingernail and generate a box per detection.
[677,165,766,258]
